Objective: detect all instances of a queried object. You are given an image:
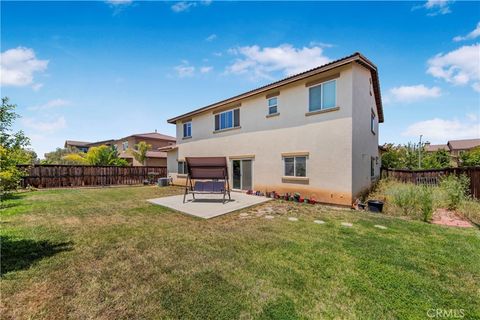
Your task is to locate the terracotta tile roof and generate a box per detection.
[65,140,91,147]
[158,144,177,152]
[425,144,448,152]
[119,150,168,159]
[447,138,480,150]
[145,151,168,158]
[130,132,176,141]
[167,52,384,124]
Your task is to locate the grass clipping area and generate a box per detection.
[1,186,479,319]
[368,176,480,225]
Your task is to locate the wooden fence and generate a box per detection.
[17,165,168,189]
[381,166,480,199]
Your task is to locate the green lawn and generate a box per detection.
[1,186,479,319]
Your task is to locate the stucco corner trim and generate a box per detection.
[305,106,340,117]
[266,112,280,118]
[213,126,241,134]
[281,176,310,184]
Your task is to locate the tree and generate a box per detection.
[0,97,33,198]
[63,145,128,166]
[42,147,83,165]
[459,147,480,166]
[130,141,151,166]
[422,149,451,169]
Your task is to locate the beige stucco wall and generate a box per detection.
[351,64,380,198]
[168,65,355,205]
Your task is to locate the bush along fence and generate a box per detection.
[17,165,168,188]
[381,166,480,199]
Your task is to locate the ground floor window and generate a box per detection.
[371,157,375,178]
[284,156,307,177]
[178,161,187,174]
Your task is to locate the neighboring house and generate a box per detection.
[113,132,176,166]
[425,139,480,165]
[425,144,448,153]
[64,131,175,166]
[64,140,90,153]
[164,52,384,206]
[65,139,115,152]
[447,139,480,160]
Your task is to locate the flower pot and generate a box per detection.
[367,200,384,213]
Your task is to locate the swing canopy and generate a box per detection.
[183,157,231,203]
[185,157,229,180]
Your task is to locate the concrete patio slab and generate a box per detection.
[147,192,272,219]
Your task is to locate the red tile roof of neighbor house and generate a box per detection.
[447,138,480,150]
[157,145,178,152]
[167,52,384,124]
[425,144,448,152]
[119,150,168,159]
[65,140,91,147]
[129,132,176,141]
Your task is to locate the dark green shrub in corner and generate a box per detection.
[439,174,470,210]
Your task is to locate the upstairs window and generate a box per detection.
[183,121,192,138]
[215,109,240,131]
[178,161,187,174]
[268,97,278,115]
[122,141,128,151]
[371,110,376,134]
[284,156,307,177]
[309,80,336,112]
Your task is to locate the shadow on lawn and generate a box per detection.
[1,236,73,276]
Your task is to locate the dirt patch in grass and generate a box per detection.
[431,208,473,228]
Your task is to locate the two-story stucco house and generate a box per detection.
[163,52,384,206]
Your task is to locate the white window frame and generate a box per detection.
[183,121,192,138]
[283,156,307,177]
[308,79,337,112]
[178,160,187,174]
[268,97,278,115]
[216,109,239,131]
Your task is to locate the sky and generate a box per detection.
[1,0,479,158]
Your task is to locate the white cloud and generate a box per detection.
[28,99,70,111]
[402,115,480,143]
[205,34,217,42]
[423,0,453,16]
[453,22,480,42]
[389,85,442,103]
[225,44,331,80]
[0,47,48,88]
[171,2,195,12]
[200,66,213,73]
[427,43,480,91]
[174,60,195,77]
[22,116,67,134]
[171,0,211,12]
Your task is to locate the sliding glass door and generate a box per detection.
[232,159,252,190]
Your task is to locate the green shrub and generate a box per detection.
[439,174,469,210]
[390,183,419,216]
[459,199,480,226]
[419,186,433,222]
